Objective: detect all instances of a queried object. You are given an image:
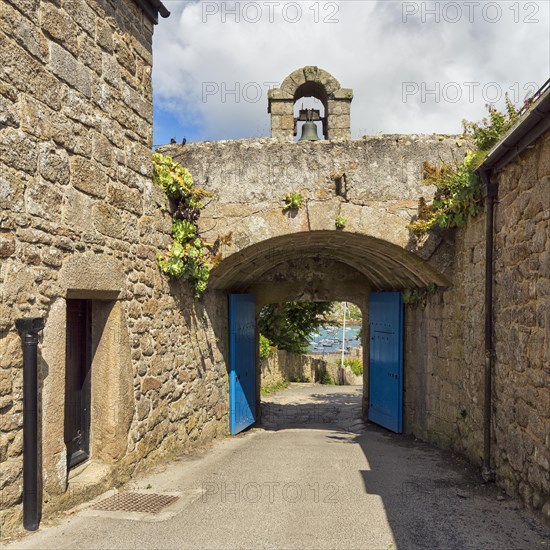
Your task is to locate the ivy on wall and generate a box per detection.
[402,284,437,307]
[153,153,232,297]
[408,98,520,237]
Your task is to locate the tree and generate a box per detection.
[259,301,333,354]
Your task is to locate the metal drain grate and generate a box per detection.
[91,493,178,514]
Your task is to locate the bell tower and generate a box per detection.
[268,66,353,142]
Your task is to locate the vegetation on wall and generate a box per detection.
[282,191,304,212]
[408,98,520,237]
[153,153,232,297]
[402,283,437,307]
[335,216,347,230]
[259,301,333,354]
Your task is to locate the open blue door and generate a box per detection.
[368,292,404,433]
[229,294,256,435]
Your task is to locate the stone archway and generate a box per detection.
[210,231,449,424]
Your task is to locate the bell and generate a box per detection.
[299,121,320,141]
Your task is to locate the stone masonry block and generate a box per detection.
[70,156,108,198]
[269,100,294,116]
[279,115,295,131]
[78,33,102,75]
[38,142,70,185]
[96,17,114,53]
[92,131,115,168]
[3,0,40,17]
[1,2,49,62]
[125,141,152,177]
[92,202,125,239]
[25,178,63,221]
[102,52,122,89]
[0,33,62,110]
[333,88,354,100]
[0,128,38,175]
[327,100,350,116]
[39,2,79,56]
[49,42,92,98]
[107,181,143,215]
[0,93,20,129]
[114,33,136,75]
[62,0,95,37]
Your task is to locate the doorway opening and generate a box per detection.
[65,299,92,469]
[258,300,364,390]
[255,300,368,431]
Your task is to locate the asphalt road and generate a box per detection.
[4,384,549,550]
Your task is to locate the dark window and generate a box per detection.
[64,299,92,469]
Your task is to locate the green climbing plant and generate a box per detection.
[402,283,437,307]
[153,153,232,298]
[408,97,520,237]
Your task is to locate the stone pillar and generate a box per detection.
[268,89,295,141]
[326,89,353,141]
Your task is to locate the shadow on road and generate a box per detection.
[259,385,549,550]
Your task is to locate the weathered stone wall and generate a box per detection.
[404,217,486,466]
[0,0,227,535]
[260,351,361,388]
[405,128,550,514]
[162,136,463,296]
[166,135,462,257]
[260,351,322,387]
[492,129,550,511]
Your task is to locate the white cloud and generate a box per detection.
[153,1,550,142]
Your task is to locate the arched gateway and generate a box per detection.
[160,67,461,436]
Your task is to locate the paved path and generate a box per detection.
[5,384,549,549]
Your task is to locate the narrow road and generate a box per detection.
[5,385,549,550]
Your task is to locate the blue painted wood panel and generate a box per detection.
[368,292,404,433]
[229,294,256,435]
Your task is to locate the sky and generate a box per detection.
[152,1,550,146]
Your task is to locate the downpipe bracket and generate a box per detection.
[482,467,496,483]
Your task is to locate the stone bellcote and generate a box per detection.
[268,66,353,141]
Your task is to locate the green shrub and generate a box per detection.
[319,365,335,385]
[258,302,333,354]
[408,98,520,237]
[259,334,274,359]
[344,358,363,376]
[335,216,347,230]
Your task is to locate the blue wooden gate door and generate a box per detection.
[229,294,257,435]
[368,292,404,433]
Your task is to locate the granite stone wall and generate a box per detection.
[405,129,550,514]
[404,216,486,465]
[492,129,550,511]
[0,0,228,535]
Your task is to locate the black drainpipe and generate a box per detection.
[480,172,496,482]
[15,317,45,531]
